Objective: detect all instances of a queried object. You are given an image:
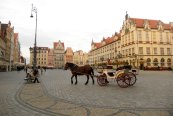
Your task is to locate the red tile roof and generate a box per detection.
[54,41,64,49]
[129,18,172,30]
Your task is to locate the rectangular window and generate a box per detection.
[160,32,163,42]
[146,47,150,54]
[154,47,157,55]
[166,32,169,43]
[146,31,149,41]
[138,30,142,41]
[132,48,135,54]
[160,48,164,55]
[131,31,134,42]
[153,32,156,42]
[139,47,143,54]
[167,48,171,55]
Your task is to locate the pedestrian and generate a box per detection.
[40,67,43,75]
[33,69,39,83]
[44,67,46,72]
[25,67,28,74]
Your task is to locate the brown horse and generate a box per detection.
[64,62,95,85]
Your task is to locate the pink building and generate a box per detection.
[64,47,73,63]
[48,48,54,68]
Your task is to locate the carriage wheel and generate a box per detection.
[116,73,129,88]
[97,75,108,86]
[127,72,137,86]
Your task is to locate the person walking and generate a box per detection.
[40,67,43,75]
[33,69,40,83]
[25,67,28,74]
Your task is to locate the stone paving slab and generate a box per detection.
[17,81,173,116]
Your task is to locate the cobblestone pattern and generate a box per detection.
[0,71,53,116]
[1,70,173,116]
[18,78,173,116]
[41,70,173,109]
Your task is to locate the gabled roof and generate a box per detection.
[53,41,64,49]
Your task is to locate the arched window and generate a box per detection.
[160,58,165,66]
[153,58,158,66]
[167,58,171,67]
[146,58,151,66]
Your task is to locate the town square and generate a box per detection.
[1,0,173,115]
[0,70,173,116]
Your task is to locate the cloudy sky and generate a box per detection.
[1,0,173,63]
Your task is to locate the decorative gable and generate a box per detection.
[158,21,164,31]
[143,19,150,30]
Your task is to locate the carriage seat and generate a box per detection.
[107,72,114,77]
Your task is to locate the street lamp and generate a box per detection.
[30,4,37,70]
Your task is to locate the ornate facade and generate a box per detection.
[53,40,65,68]
[89,13,173,69]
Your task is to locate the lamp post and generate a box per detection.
[30,4,37,70]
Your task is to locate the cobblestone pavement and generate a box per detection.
[1,70,173,116]
[0,71,49,116]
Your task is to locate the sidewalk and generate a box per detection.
[16,82,172,116]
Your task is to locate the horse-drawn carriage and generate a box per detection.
[64,62,136,88]
[96,65,137,88]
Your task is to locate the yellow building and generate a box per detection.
[73,50,88,66]
[30,47,48,67]
[89,13,173,69]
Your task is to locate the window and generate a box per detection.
[139,47,143,54]
[131,32,134,42]
[160,58,165,66]
[132,48,135,54]
[146,31,149,41]
[167,48,171,55]
[153,32,156,42]
[167,58,171,66]
[160,32,163,42]
[138,30,142,41]
[146,58,151,66]
[154,47,157,55]
[146,47,150,54]
[153,58,158,66]
[160,48,164,55]
[166,32,169,43]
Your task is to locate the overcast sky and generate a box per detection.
[1,0,173,63]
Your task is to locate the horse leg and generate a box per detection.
[85,75,89,85]
[71,75,74,84]
[75,75,78,85]
[91,75,95,84]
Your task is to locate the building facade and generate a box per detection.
[13,33,20,64]
[89,14,173,69]
[30,47,48,67]
[73,50,88,66]
[64,47,73,63]
[47,48,54,68]
[0,21,16,71]
[53,40,65,68]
